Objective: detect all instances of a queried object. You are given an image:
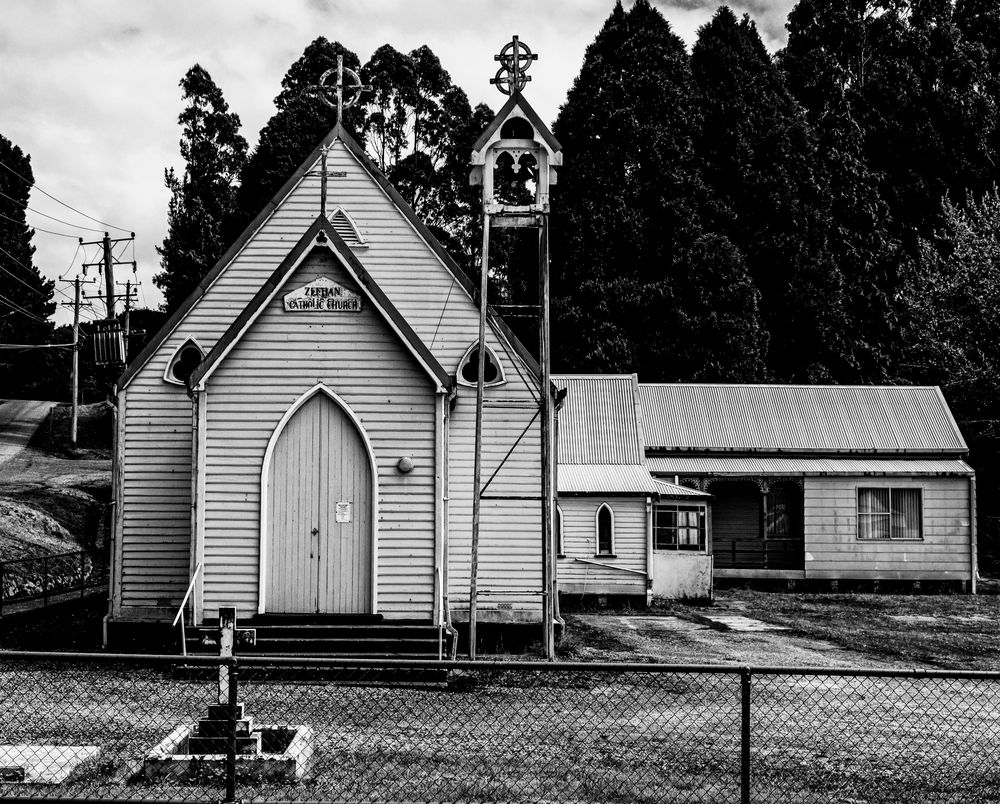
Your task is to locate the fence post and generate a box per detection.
[741,667,751,804]
[42,555,49,605]
[225,657,238,803]
[80,552,86,598]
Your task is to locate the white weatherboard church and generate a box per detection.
[108,114,548,649]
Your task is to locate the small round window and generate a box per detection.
[457,343,505,387]
[164,339,205,385]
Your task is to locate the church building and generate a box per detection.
[107,117,548,650]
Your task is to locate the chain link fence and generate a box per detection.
[0,651,998,802]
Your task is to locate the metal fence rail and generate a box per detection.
[0,552,108,615]
[0,652,998,802]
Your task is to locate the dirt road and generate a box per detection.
[566,602,936,668]
[0,400,56,472]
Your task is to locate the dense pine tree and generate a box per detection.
[155,65,247,313]
[779,0,903,380]
[551,0,766,381]
[0,134,55,394]
[692,8,852,382]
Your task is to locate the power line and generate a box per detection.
[0,242,84,311]
[0,211,81,239]
[0,259,46,298]
[0,342,73,350]
[0,292,48,324]
[0,187,108,234]
[0,159,131,233]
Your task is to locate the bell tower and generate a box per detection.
[467,37,563,659]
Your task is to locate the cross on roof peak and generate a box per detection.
[312,55,371,123]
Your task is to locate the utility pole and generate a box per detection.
[116,279,139,359]
[60,275,95,447]
[102,233,114,318]
[80,233,135,396]
[79,232,135,322]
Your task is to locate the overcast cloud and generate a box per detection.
[1,0,795,325]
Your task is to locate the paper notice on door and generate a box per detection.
[335,501,352,523]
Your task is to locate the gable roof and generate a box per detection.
[120,122,539,389]
[637,384,968,455]
[555,374,644,465]
[471,91,562,156]
[188,215,451,393]
[553,374,703,497]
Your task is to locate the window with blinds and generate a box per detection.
[857,488,923,540]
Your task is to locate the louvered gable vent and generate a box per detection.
[328,207,367,248]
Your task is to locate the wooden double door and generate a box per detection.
[265,392,373,614]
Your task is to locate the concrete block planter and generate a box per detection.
[143,724,313,782]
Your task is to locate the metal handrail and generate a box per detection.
[172,562,202,657]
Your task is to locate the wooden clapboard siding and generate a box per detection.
[201,251,437,619]
[117,136,540,620]
[555,498,646,594]
[803,476,972,578]
[118,390,193,611]
[446,381,544,617]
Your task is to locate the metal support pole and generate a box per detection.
[225,658,238,803]
[42,555,49,605]
[469,213,490,660]
[538,215,554,660]
[741,667,752,804]
[80,551,86,598]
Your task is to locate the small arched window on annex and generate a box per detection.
[595,503,615,557]
[556,504,565,557]
[163,338,206,387]
[328,206,368,249]
[456,341,506,388]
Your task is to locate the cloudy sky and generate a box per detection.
[2,0,795,326]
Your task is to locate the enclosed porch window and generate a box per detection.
[653,505,707,551]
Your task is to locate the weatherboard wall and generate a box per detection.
[115,137,542,620]
[557,497,647,596]
[803,476,972,580]
[200,250,437,619]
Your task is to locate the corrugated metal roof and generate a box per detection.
[646,456,975,477]
[558,464,660,494]
[637,384,967,454]
[555,375,644,465]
